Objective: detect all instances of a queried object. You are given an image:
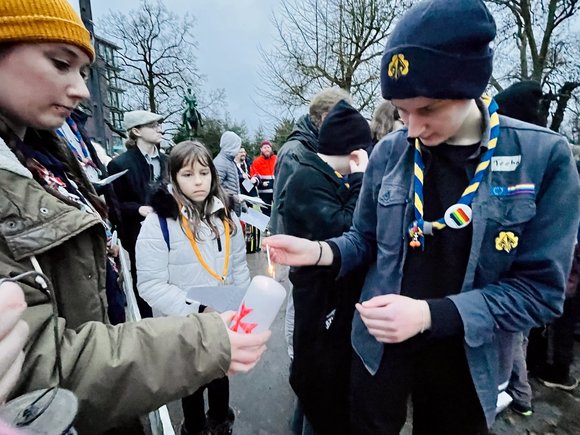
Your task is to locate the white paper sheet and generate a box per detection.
[94,169,128,186]
[240,207,270,232]
[239,193,268,206]
[242,178,255,193]
[186,285,247,313]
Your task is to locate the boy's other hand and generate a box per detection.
[349,149,369,173]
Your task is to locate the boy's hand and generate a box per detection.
[263,236,333,266]
[356,295,431,343]
[349,149,369,173]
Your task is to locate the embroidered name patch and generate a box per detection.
[490,184,535,197]
[491,156,521,172]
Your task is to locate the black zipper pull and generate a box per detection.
[216,236,222,252]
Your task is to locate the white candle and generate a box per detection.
[230,275,286,334]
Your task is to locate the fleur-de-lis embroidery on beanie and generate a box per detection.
[388,54,410,79]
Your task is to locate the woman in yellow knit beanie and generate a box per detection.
[0,0,95,61]
[0,1,270,433]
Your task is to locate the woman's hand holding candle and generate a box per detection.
[220,311,271,375]
[262,235,334,267]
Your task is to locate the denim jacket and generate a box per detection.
[331,108,580,426]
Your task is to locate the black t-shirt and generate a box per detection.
[401,143,480,300]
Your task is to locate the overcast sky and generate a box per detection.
[73,0,285,136]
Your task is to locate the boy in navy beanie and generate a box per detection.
[381,0,495,101]
[263,0,580,433]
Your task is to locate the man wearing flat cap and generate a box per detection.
[108,110,168,317]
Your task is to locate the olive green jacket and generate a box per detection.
[0,136,230,434]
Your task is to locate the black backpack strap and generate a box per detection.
[158,215,170,250]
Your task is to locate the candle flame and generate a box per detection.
[268,264,276,280]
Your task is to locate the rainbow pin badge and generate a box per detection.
[444,204,472,229]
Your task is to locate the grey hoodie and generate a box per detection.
[214,131,242,197]
[214,131,242,216]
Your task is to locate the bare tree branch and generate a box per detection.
[258,0,411,115]
[99,0,203,124]
[487,0,580,135]
[490,75,505,92]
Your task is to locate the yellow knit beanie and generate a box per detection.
[0,0,95,61]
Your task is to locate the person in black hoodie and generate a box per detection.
[271,87,352,235]
[271,88,353,405]
[284,100,370,435]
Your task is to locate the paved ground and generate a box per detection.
[164,250,580,434]
[491,369,580,435]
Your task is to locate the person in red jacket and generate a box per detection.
[250,140,277,216]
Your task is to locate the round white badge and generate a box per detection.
[444,204,473,229]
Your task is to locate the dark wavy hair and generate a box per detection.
[170,140,236,239]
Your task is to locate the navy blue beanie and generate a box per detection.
[381,0,496,100]
[318,100,372,156]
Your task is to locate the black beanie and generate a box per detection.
[381,0,496,100]
[318,100,372,156]
[495,81,545,126]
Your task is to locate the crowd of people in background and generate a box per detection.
[1,1,579,435]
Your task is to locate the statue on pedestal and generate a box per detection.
[182,88,203,137]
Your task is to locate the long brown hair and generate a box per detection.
[170,140,236,239]
[124,129,139,149]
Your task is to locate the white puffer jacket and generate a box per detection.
[136,197,250,316]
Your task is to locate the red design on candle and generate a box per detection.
[230,303,258,333]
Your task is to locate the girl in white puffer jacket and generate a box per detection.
[136,140,250,435]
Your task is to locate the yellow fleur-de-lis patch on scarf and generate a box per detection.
[495,231,519,253]
[388,54,409,79]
